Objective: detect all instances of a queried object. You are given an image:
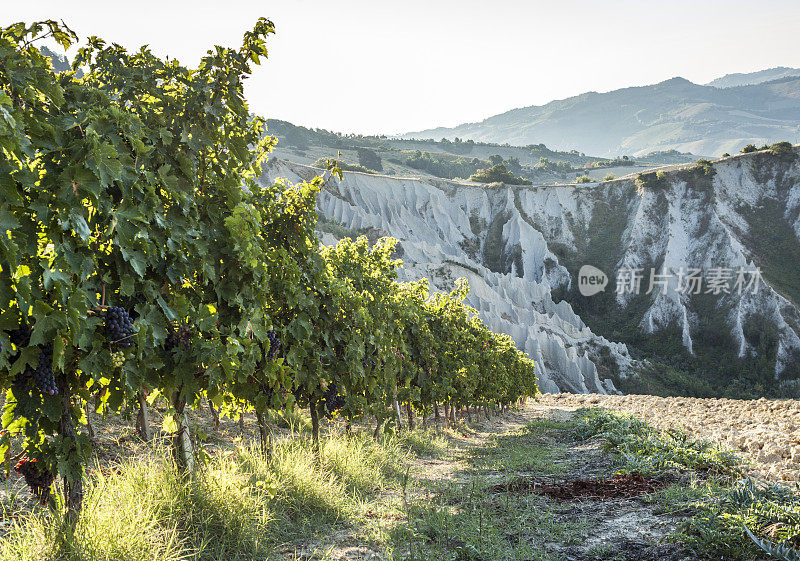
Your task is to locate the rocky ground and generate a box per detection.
[538,393,800,483]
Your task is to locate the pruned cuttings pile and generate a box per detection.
[491,472,667,501]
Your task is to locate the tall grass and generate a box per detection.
[0,428,423,561]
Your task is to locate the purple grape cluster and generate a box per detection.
[9,327,30,351]
[104,307,135,349]
[267,330,281,359]
[323,383,346,417]
[15,457,54,505]
[32,343,57,395]
[5,326,57,396]
[165,325,193,352]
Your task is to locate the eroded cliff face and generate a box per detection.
[262,147,800,394]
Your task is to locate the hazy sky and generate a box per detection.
[4,1,800,134]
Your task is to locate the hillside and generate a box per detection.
[706,66,800,88]
[402,76,800,157]
[266,119,695,186]
[265,145,800,398]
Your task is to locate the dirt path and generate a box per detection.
[357,402,701,561]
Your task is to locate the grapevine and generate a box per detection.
[111,351,126,369]
[266,330,281,359]
[0,18,539,527]
[322,382,346,418]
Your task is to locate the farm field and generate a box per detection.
[539,393,800,482]
[2,398,796,560]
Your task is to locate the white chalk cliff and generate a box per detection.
[262,147,800,394]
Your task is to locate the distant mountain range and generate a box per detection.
[705,67,800,88]
[402,68,800,157]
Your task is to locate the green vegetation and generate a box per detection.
[534,156,576,173]
[574,409,741,477]
[586,156,636,169]
[575,175,593,183]
[469,164,532,185]
[316,215,370,239]
[390,418,586,561]
[740,198,800,307]
[635,169,671,193]
[616,360,716,397]
[576,408,800,561]
[404,150,487,179]
[266,119,392,152]
[357,147,383,171]
[0,428,412,560]
[0,413,591,561]
[677,479,800,561]
[469,421,568,475]
[0,19,538,535]
[769,141,796,159]
[313,156,379,174]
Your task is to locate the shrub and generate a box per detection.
[741,144,758,153]
[603,173,615,181]
[469,164,532,185]
[636,170,670,193]
[693,159,716,177]
[405,151,487,179]
[312,157,377,174]
[575,175,592,183]
[574,409,741,477]
[356,148,383,171]
[769,141,795,159]
[534,157,575,173]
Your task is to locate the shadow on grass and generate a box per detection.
[387,419,586,561]
[0,431,411,561]
[467,419,571,475]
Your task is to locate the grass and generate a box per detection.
[392,484,587,561]
[12,406,798,561]
[396,427,452,458]
[2,412,593,561]
[390,418,586,561]
[0,430,416,560]
[468,419,569,476]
